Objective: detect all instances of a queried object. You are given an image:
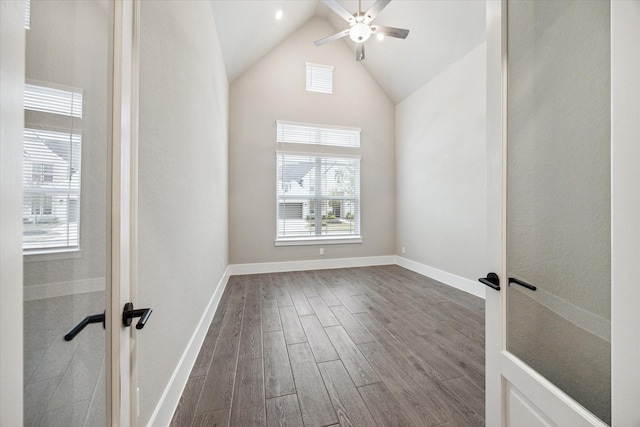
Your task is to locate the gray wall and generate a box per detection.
[395,43,487,281]
[137,1,228,424]
[228,17,396,264]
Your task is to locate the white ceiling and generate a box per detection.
[210,0,486,104]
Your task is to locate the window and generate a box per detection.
[23,82,83,253]
[305,63,333,94]
[23,129,82,252]
[276,153,360,242]
[32,163,54,183]
[276,120,361,244]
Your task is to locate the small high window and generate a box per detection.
[305,63,333,94]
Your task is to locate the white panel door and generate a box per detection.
[0,1,139,425]
[485,1,640,426]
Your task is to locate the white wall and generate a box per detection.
[228,17,396,265]
[137,1,228,424]
[395,42,487,283]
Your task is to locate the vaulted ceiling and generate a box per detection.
[210,0,486,104]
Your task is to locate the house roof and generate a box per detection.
[210,0,486,103]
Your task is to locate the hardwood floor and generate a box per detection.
[170,265,485,427]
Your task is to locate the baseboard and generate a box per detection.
[146,266,230,427]
[396,256,486,299]
[228,255,396,275]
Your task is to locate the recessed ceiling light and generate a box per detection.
[275,9,283,20]
[376,33,385,41]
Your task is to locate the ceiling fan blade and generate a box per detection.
[364,0,391,22]
[371,25,410,39]
[356,43,365,61]
[323,0,355,23]
[314,29,351,46]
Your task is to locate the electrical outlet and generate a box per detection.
[320,248,324,256]
[401,246,406,254]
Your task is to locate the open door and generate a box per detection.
[0,1,141,425]
[485,1,640,426]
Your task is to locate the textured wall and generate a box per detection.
[228,17,395,264]
[138,1,229,424]
[395,43,487,281]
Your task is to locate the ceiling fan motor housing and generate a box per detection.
[349,22,372,42]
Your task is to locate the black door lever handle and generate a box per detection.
[479,272,500,291]
[122,302,153,330]
[64,311,105,341]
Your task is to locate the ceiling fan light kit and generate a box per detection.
[315,0,410,61]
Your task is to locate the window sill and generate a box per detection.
[24,248,82,262]
[275,236,362,247]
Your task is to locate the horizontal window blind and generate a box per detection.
[25,0,31,29]
[305,62,333,94]
[276,152,360,240]
[277,121,360,148]
[23,129,82,251]
[25,83,83,118]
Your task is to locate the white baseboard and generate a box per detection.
[146,266,230,427]
[24,277,105,301]
[396,256,486,299]
[228,255,396,275]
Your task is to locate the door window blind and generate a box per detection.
[276,152,360,240]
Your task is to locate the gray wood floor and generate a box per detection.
[170,265,485,427]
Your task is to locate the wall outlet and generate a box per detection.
[319,248,324,256]
[401,246,406,254]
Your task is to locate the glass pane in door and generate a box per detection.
[506,0,611,424]
[23,0,111,425]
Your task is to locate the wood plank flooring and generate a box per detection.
[170,265,485,427]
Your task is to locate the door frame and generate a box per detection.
[0,0,140,424]
[110,0,139,425]
[485,0,640,425]
[0,1,26,426]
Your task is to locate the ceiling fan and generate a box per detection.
[314,0,410,61]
